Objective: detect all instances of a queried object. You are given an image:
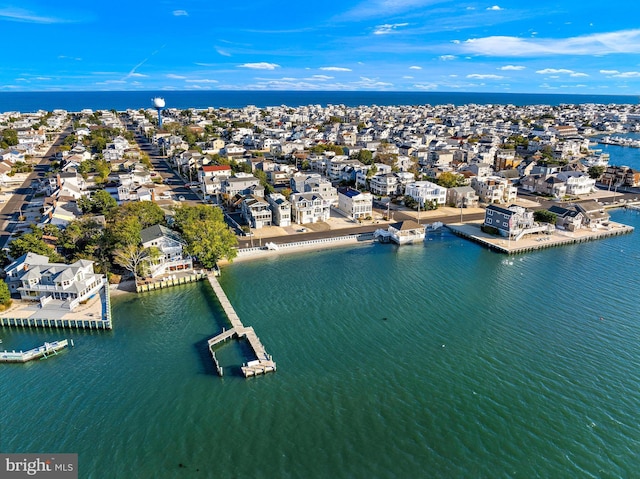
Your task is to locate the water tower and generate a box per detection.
[152,97,165,128]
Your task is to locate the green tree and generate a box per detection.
[0,279,11,310]
[79,189,117,215]
[112,201,165,229]
[533,209,557,225]
[437,172,465,188]
[352,149,373,165]
[173,205,237,268]
[8,229,62,262]
[255,169,274,195]
[107,215,143,249]
[1,128,18,147]
[588,165,605,180]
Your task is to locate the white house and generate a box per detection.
[290,193,331,224]
[267,193,292,227]
[404,181,447,206]
[555,171,596,196]
[471,176,517,204]
[4,252,105,311]
[140,225,193,278]
[337,187,373,219]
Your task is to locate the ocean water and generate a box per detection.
[0,90,639,113]
[2,209,639,478]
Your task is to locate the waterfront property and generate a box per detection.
[376,220,426,245]
[448,220,634,254]
[140,224,193,278]
[4,252,105,311]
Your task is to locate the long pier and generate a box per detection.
[206,274,276,378]
[0,339,69,363]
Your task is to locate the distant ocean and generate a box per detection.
[1,90,639,113]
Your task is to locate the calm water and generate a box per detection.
[2,209,639,478]
[1,90,639,113]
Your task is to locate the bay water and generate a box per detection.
[2,209,639,478]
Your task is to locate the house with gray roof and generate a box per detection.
[140,225,193,278]
[4,252,105,310]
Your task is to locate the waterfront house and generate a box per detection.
[4,252,105,310]
[240,195,273,229]
[290,192,330,224]
[337,187,373,220]
[140,225,193,278]
[404,181,447,207]
[547,205,584,232]
[483,204,536,238]
[574,201,610,226]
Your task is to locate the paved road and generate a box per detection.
[0,126,71,248]
[124,120,200,203]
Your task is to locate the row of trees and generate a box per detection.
[4,200,237,281]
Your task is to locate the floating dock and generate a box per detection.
[206,274,276,378]
[0,339,69,363]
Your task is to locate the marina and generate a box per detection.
[206,274,276,378]
[0,339,69,363]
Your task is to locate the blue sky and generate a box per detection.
[3,0,640,93]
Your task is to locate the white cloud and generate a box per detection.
[466,74,504,79]
[413,83,438,90]
[403,76,414,79]
[185,79,219,83]
[0,7,67,24]
[352,77,393,88]
[239,62,280,70]
[499,65,525,71]
[166,74,186,79]
[409,66,422,70]
[128,72,148,78]
[320,67,352,72]
[172,10,188,16]
[439,55,457,61]
[600,70,640,78]
[535,68,588,77]
[460,29,640,56]
[373,22,409,35]
[216,48,231,57]
[310,75,333,80]
[341,0,450,21]
[451,40,460,44]
[486,5,503,11]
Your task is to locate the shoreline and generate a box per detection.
[220,233,376,266]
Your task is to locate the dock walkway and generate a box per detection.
[0,339,69,363]
[206,274,276,378]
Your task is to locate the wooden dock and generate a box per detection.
[0,339,69,363]
[206,274,276,378]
